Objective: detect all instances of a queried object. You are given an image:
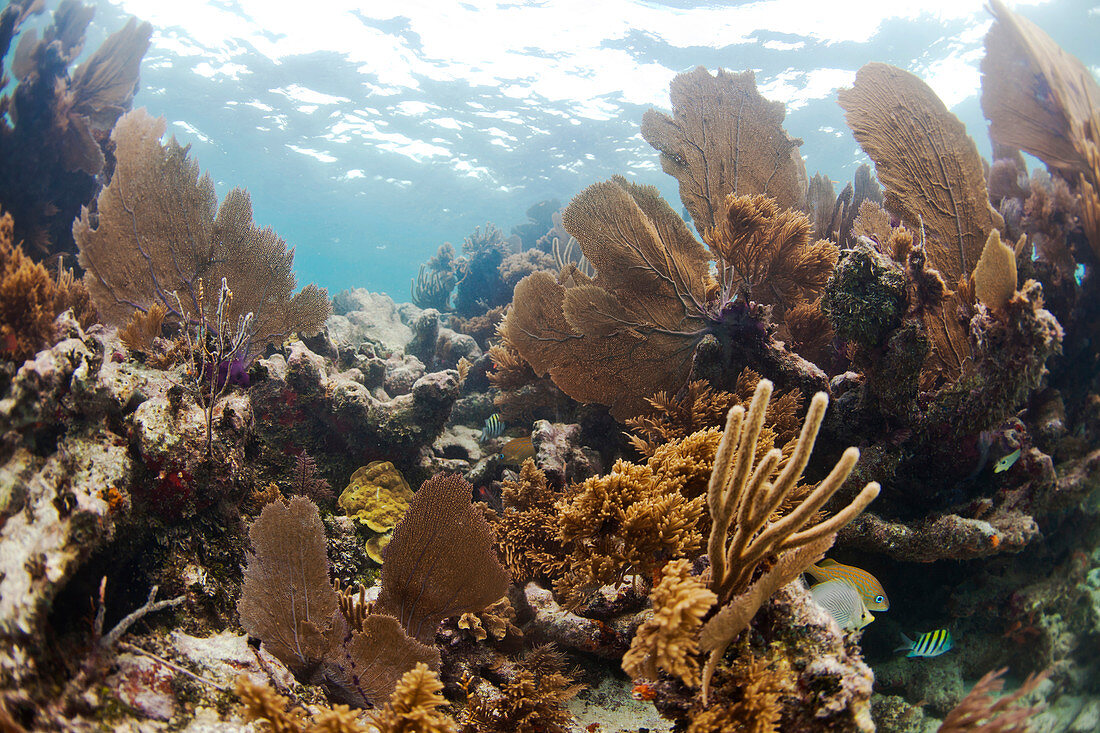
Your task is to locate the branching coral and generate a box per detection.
[621,558,716,687]
[489,459,569,583]
[555,458,706,602]
[74,108,330,363]
[698,379,879,701]
[462,645,582,733]
[641,66,807,232]
[703,193,838,318]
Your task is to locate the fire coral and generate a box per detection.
[74,108,330,362]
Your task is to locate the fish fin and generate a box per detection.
[894,633,913,653]
[818,558,838,566]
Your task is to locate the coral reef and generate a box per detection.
[2,3,1099,732]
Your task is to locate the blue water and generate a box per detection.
[80,0,1100,300]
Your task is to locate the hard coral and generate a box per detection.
[339,461,413,533]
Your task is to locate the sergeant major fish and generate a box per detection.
[806,558,890,611]
[480,413,505,442]
[896,629,953,658]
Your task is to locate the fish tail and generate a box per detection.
[894,633,914,654]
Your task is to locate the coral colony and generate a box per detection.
[0,0,1098,731]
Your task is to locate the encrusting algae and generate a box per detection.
[0,1,1096,732]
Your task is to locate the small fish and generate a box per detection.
[499,435,535,465]
[994,448,1021,473]
[480,413,505,442]
[810,580,874,632]
[806,558,890,611]
[896,629,953,658]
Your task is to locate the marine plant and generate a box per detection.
[0,0,152,259]
[74,108,331,366]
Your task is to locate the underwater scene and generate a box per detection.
[1,0,1100,731]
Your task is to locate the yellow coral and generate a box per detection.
[339,461,413,533]
[622,559,716,687]
[371,662,456,733]
[556,459,705,600]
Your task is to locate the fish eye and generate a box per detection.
[875,595,884,603]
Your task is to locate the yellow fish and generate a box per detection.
[994,448,1021,473]
[499,435,535,464]
[806,558,889,611]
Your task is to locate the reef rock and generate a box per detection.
[327,288,414,353]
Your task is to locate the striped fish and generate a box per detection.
[810,580,874,632]
[480,413,505,442]
[896,629,953,658]
[499,435,535,464]
[806,558,890,611]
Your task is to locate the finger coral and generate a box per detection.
[621,558,716,687]
[642,66,807,233]
[74,108,330,363]
[839,63,1004,283]
[699,379,879,701]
